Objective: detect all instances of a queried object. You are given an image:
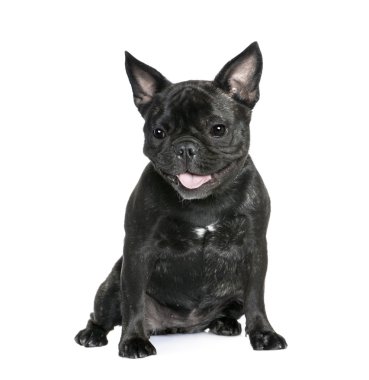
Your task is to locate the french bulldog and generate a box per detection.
[75,42,287,358]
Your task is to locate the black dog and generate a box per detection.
[75,42,287,358]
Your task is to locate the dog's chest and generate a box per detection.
[148,216,247,303]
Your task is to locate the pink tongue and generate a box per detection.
[177,173,212,189]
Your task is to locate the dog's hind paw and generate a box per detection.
[208,317,242,336]
[74,320,108,348]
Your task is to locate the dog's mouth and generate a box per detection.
[176,173,212,189]
[159,158,243,192]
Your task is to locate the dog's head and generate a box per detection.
[125,42,262,200]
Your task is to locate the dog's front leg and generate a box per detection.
[118,238,157,359]
[244,238,287,350]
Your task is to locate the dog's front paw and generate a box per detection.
[209,317,242,336]
[249,330,287,350]
[119,338,157,359]
[74,323,108,348]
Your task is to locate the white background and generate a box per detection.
[1,0,368,379]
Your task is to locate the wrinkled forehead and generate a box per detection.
[166,84,214,111]
[151,82,233,125]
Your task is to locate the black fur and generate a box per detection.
[75,42,287,358]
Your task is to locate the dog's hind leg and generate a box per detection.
[75,258,122,347]
[208,300,243,336]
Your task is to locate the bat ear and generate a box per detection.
[214,42,263,108]
[125,52,171,117]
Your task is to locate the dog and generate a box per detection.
[75,42,287,358]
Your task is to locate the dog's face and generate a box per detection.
[125,42,262,200]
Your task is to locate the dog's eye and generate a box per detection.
[153,128,166,139]
[210,124,227,137]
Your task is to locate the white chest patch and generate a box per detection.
[194,223,217,238]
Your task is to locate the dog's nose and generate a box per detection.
[174,141,198,159]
